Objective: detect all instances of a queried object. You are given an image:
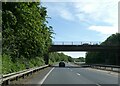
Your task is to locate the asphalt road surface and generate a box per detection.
[41,63,119,86]
[19,62,119,86]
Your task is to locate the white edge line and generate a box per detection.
[39,67,54,84]
[76,73,80,76]
[96,83,101,86]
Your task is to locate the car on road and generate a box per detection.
[59,61,65,67]
[82,43,89,46]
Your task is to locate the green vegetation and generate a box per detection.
[73,57,85,62]
[2,2,53,74]
[49,52,73,65]
[2,2,74,74]
[2,54,45,74]
[86,33,120,65]
[3,2,119,75]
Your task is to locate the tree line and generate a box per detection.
[49,52,73,64]
[73,57,85,62]
[2,2,54,74]
[2,2,74,74]
[85,33,120,65]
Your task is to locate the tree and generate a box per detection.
[68,56,73,62]
[85,33,120,65]
[2,2,53,62]
[78,57,85,62]
[49,52,73,63]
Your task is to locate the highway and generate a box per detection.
[18,63,119,86]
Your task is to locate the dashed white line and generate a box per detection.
[39,67,54,84]
[76,73,81,76]
[96,83,101,86]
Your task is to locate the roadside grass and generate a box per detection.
[2,54,45,74]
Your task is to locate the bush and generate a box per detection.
[2,54,14,74]
[2,54,45,74]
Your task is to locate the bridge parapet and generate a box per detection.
[52,41,119,46]
[52,41,102,45]
[50,41,119,52]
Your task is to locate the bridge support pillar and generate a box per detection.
[44,54,49,65]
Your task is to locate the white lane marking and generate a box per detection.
[68,68,69,69]
[39,67,54,84]
[96,83,101,86]
[76,73,81,76]
[70,69,72,71]
[87,68,118,77]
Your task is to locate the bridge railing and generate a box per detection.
[52,41,120,46]
[52,41,102,45]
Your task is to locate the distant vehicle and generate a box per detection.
[82,43,89,46]
[59,61,65,67]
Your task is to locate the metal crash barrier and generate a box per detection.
[1,65,49,85]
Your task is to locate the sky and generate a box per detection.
[41,0,119,58]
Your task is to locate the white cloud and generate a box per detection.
[73,0,119,34]
[43,0,119,34]
[74,0,118,23]
[42,0,120,2]
[42,3,75,21]
[89,25,118,34]
[58,9,75,21]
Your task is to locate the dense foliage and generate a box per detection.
[73,57,85,62]
[49,52,73,64]
[2,2,53,74]
[86,33,120,65]
[2,2,74,74]
[2,2,53,59]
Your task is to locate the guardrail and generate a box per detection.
[1,65,49,85]
[91,64,120,72]
[74,62,120,72]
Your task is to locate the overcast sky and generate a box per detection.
[41,0,119,58]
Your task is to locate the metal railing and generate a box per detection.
[74,62,120,73]
[52,41,119,46]
[1,65,49,85]
[52,41,102,45]
[91,64,120,72]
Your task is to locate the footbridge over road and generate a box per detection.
[49,41,119,52]
[43,41,119,64]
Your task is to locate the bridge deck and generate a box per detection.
[50,45,119,52]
